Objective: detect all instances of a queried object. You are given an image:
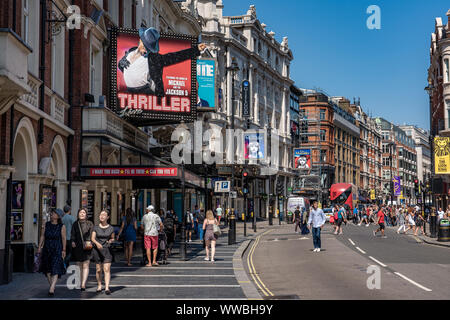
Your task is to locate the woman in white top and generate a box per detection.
[403,208,416,235]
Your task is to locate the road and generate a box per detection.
[246,221,450,300]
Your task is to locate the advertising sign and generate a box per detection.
[294,148,311,169]
[370,189,376,200]
[196,59,215,110]
[434,137,450,174]
[393,176,401,196]
[244,131,266,160]
[242,80,251,117]
[215,181,230,193]
[89,167,178,177]
[110,27,198,125]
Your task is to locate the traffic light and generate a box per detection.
[414,179,419,197]
[243,170,249,194]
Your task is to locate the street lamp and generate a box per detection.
[268,123,273,226]
[178,121,189,260]
[425,83,437,237]
[227,57,239,245]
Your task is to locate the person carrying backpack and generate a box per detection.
[163,210,177,257]
[186,210,194,242]
[334,205,347,235]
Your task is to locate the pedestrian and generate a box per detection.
[116,208,137,266]
[373,205,387,238]
[353,206,359,225]
[142,205,163,267]
[438,207,445,221]
[163,209,177,256]
[300,207,310,235]
[307,201,326,252]
[61,205,76,267]
[71,208,94,291]
[334,205,346,235]
[186,210,194,242]
[91,210,115,295]
[197,208,206,240]
[294,206,301,233]
[156,209,168,265]
[203,210,219,262]
[193,205,200,238]
[397,208,407,234]
[403,208,416,234]
[216,204,223,225]
[37,208,66,297]
[414,212,426,236]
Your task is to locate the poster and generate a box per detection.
[294,148,311,169]
[393,176,401,196]
[434,137,450,174]
[197,59,215,109]
[87,191,95,221]
[12,181,24,210]
[111,27,198,124]
[244,131,266,160]
[12,181,25,241]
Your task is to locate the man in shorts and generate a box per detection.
[216,205,223,224]
[142,205,163,267]
[373,205,387,238]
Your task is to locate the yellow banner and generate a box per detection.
[435,137,450,174]
[370,190,376,200]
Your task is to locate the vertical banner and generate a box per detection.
[294,148,311,169]
[244,131,266,160]
[196,59,215,110]
[434,137,450,174]
[242,80,251,117]
[393,176,401,196]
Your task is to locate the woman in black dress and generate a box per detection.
[71,208,94,291]
[37,208,66,296]
[91,210,115,295]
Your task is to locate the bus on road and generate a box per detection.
[330,183,358,211]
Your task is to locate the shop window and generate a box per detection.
[122,147,141,165]
[101,140,121,165]
[82,138,101,165]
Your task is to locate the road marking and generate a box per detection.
[30,298,248,301]
[106,267,235,270]
[394,272,432,292]
[348,238,355,246]
[247,230,274,297]
[56,284,241,288]
[368,256,387,267]
[356,247,366,254]
[93,274,236,278]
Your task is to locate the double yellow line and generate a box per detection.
[247,230,274,297]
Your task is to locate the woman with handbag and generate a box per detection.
[116,208,137,266]
[71,208,94,291]
[91,210,115,295]
[203,210,219,262]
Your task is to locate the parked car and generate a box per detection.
[323,208,333,222]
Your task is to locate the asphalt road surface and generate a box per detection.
[246,222,450,300]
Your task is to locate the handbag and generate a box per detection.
[78,221,93,251]
[213,224,221,236]
[33,252,41,273]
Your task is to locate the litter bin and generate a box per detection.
[438,219,450,242]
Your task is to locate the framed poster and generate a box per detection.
[110,27,198,125]
[243,131,266,160]
[294,148,311,169]
[12,181,24,210]
[39,185,56,241]
[87,191,95,222]
[196,58,216,111]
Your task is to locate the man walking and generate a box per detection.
[61,205,76,266]
[294,206,301,233]
[307,201,326,252]
[142,205,163,267]
[373,205,387,238]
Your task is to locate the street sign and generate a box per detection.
[230,191,237,198]
[242,80,250,117]
[214,181,230,193]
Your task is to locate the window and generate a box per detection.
[90,40,103,103]
[22,0,29,43]
[320,109,325,120]
[447,101,450,129]
[320,150,327,162]
[445,59,449,83]
[51,28,65,96]
[320,130,326,141]
[108,0,119,25]
[123,0,133,28]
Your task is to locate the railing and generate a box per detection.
[20,73,41,108]
[51,94,68,124]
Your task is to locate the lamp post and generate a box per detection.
[425,83,436,237]
[227,58,239,245]
[268,123,273,226]
[179,121,189,260]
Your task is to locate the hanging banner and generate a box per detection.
[294,148,311,169]
[244,131,266,160]
[196,59,216,110]
[393,176,401,196]
[434,137,450,174]
[370,189,376,200]
[110,27,199,125]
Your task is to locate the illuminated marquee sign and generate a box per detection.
[110,27,198,124]
[89,168,178,177]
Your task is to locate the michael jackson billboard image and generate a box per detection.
[110,27,206,124]
[294,148,311,169]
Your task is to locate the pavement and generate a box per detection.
[246,221,450,300]
[0,219,274,300]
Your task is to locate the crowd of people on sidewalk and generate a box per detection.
[34,203,225,297]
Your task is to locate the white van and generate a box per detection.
[286,197,310,223]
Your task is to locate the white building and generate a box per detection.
[191,2,295,217]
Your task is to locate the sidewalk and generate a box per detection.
[385,222,450,248]
[0,219,276,300]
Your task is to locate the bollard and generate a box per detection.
[228,211,236,245]
[430,214,437,238]
[438,219,450,242]
[242,213,245,221]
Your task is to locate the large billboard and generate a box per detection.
[244,131,266,160]
[196,59,215,110]
[434,137,450,174]
[110,27,199,125]
[294,148,311,169]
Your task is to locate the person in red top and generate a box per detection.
[373,205,386,238]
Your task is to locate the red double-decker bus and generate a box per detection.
[330,183,358,210]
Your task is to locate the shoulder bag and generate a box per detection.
[78,221,93,251]
[213,222,221,236]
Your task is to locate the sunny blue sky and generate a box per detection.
[223,0,449,130]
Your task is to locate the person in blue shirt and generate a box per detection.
[61,205,76,266]
[307,201,326,252]
[334,205,347,235]
[353,207,359,225]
